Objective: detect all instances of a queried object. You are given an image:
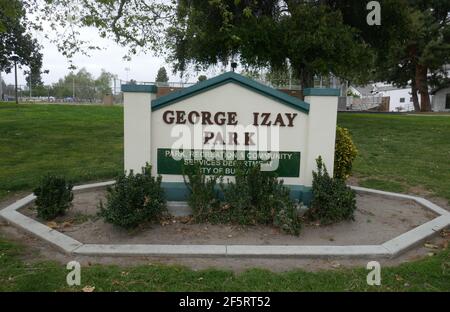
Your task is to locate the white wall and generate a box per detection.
[432,87,450,112]
[123,92,155,172]
[304,95,338,185]
[378,88,418,112]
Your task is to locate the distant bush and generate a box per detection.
[33,175,73,220]
[334,126,358,180]
[99,164,166,229]
[307,157,356,225]
[183,162,301,235]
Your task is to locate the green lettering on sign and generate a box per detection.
[157,149,300,178]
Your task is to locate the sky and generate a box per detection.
[1,25,225,86]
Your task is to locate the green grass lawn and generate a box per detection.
[0,103,123,199]
[0,103,449,291]
[338,113,450,203]
[0,238,449,291]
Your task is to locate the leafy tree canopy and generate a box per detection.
[166,1,373,88]
[10,1,449,110]
[52,68,113,100]
[0,0,42,73]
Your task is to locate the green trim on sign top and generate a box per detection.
[151,72,310,114]
[303,88,340,96]
[121,84,158,93]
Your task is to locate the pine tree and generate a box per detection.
[155,67,169,83]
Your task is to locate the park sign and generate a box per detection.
[121,72,339,202]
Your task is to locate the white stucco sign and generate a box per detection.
[122,72,339,202]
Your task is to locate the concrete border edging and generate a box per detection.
[0,182,449,258]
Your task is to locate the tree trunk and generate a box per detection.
[299,65,314,100]
[411,80,420,112]
[415,64,431,112]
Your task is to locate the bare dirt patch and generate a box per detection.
[19,188,436,246]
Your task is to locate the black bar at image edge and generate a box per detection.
[0,292,447,310]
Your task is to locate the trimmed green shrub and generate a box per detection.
[334,126,358,180]
[99,164,166,229]
[183,161,301,235]
[33,175,73,220]
[182,162,221,222]
[308,156,356,225]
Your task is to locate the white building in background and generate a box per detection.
[430,64,450,112]
[348,84,421,112]
[375,86,418,112]
[431,86,450,112]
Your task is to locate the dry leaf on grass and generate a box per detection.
[440,229,450,238]
[424,243,439,249]
[331,262,341,269]
[160,220,171,226]
[82,285,95,292]
[61,221,72,228]
[179,216,192,224]
[46,221,58,229]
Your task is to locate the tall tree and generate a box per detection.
[155,66,169,83]
[24,59,48,89]
[95,70,114,96]
[331,0,450,112]
[20,0,175,60]
[16,1,448,111]
[52,68,113,101]
[0,0,42,75]
[166,1,373,92]
[406,1,450,111]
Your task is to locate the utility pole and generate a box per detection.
[125,67,130,82]
[24,70,32,99]
[15,62,19,104]
[113,74,117,96]
[11,55,19,104]
[68,65,76,101]
[0,71,3,101]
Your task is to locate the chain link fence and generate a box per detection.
[1,81,123,105]
[0,79,201,105]
[1,76,344,105]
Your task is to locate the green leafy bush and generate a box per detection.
[334,126,358,180]
[308,157,356,225]
[183,161,301,235]
[33,175,73,220]
[182,163,221,222]
[99,164,166,229]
